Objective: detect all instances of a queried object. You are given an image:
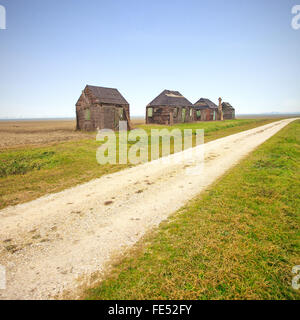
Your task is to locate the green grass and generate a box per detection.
[0,150,61,177]
[139,118,258,134]
[86,120,300,300]
[0,119,277,209]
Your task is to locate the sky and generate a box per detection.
[0,0,299,118]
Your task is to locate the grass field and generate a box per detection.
[86,120,300,300]
[0,119,279,209]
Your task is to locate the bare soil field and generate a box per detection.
[0,120,92,149]
[131,117,145,125]
[0,119,147,149]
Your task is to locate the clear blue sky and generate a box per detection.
[0,0,299,118]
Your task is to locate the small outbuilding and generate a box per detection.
[222,102,235,120]
[76,85,131,131]
[146,90,194,125]
[193,98,219,121]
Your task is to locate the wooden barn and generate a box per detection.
[76,85,131,131]
[222,102,235,120]
[146,90,194,125]
[193,98,219,121]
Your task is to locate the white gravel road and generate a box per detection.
[0,118,296,300]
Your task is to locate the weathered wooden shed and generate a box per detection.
[222,102,235,120]
[146,90,194,125]
[193,98,219,121]
[76,85,131,131]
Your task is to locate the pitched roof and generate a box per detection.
[222,102,235,110]
[86,85,129,105]
[194,98,218,110]
[147,90,193,107]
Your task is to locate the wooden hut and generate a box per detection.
[222,102,235,120]
[76,85,131,131]
[193,98,219,121]
[146,90,194,125]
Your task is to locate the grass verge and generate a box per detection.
[0,119,277,209]
[86,120,300,300]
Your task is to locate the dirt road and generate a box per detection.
[0,118,296,300]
